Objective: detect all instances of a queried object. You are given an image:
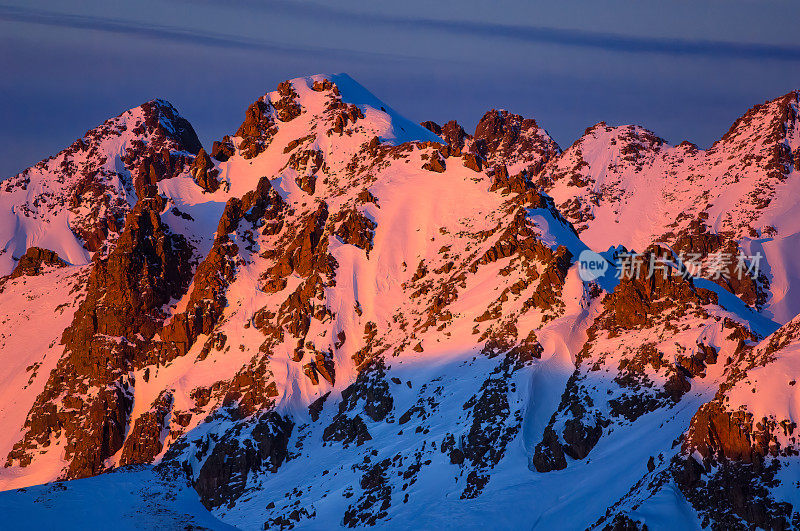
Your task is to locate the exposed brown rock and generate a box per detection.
[489,165,536,194]
[599,248,717,331]
[685,402,770,464]
[356,189,379,206]
[669,218,766,308]
[165,177,285,357]
[264,201,331,281]
[236,99,277,159]
[471,109,560,171]
[138,99,203,155]
[6,175,292,480]
[274,81,302,122]
[191,412,294,509]
[10,247,66,278]
[6,193,195,478]
[422,151,446,173]
[312,79,334,92]
[462,152,483,172]
[420,121,441,135]
[296,174,317,195]
[288,148,324,194]
[288,148,323,175]
[334,209,376,254]
[315,352,336,385]
[210,135,234,161]
[441,120,469,153]
[189,147,220,192]
[119,390,173,465]
[132,145,191,200]
[63,195,194,377]
[329,103,364,135]
[303,363,320,385]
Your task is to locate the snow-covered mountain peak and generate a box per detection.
[712,89,800,155]
[0,98,203,276]
[197,73,446,203]
[236,73,442,149]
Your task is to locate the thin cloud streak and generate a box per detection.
[411,18,800,61]
[0,4,412,62]
[204,0,800,62]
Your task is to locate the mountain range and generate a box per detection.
[0,73,799,530]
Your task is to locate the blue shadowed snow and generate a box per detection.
[0,466,236,531]
[694,277,780,338]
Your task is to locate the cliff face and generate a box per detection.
[1,75,800,530]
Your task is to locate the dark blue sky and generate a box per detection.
[1,0,799,178]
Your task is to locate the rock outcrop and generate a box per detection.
[9,247,66,278]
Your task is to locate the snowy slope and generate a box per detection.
[0,466,235,530]
[0,266,88,489]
